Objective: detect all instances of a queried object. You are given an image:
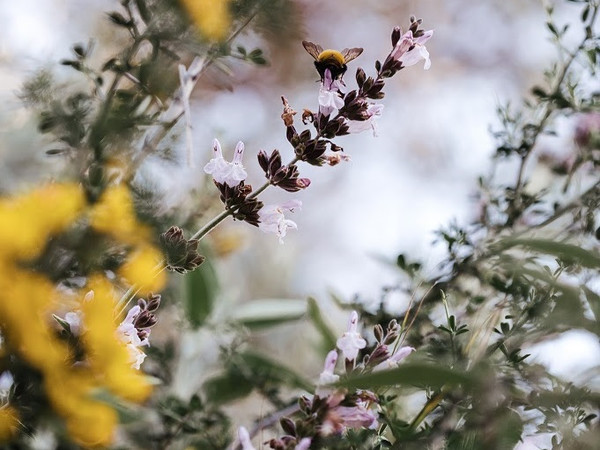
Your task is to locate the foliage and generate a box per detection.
[0,0,599,449]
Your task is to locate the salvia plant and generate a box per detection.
[0,0,598,449]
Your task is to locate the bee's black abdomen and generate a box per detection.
[314,61,347,82]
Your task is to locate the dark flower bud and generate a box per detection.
[267,438,285,450]
[280,417,296,436]
[299,129,311,142]
[257,150,270,173]
[374,324,384,343]
[134,311,157,329]
[146,293,161,312]
[286,126,298,145]
[391,26,402,47]
[367,344,390,366]
[355,67,366,87]
[298,396,312,413]
[160,226,205,274]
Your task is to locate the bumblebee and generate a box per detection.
[302,41,363,81]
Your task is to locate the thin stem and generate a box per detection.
[409,389,446,431]
[137,9,261,161]
[509,4,598,221]
[190,155,300,240]
[190,208,233,241]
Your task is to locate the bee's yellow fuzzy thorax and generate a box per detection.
[318,49,346,65]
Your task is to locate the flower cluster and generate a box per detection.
[257,150,311,192]
[240,311,414,448]
[204,139,304,242]
[0,183,165,446]
[160,225,205,273]
[201,20,432,246]
[117,293,160,369]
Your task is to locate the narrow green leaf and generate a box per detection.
[233,299,306,329]
[183,254,218,328]
[498,238,600,268]
[238,351,314,392]
[307,297,337,350]
[202,371,254,404]
[337,363,476,390]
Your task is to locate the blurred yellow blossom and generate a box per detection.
[118,244,166,295]
[81,276,152,402]
[89,184,150,245]
[0,183,85,261]
[180,0,231,41]
[0,406,20,441]
[44,370,117,447]
[0,182,165,446]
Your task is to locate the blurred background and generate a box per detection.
[1,0,598,393]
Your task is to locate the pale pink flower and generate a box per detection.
[237,426,256,450]
[117,305,149,369]
[332,404,379,429]
[390,29,434,70]
[318,68,345,117]
[258,200,302,244]
[204,139,248,187]
[345,103,384,136]
[373,346,415,372]
[322,391,379,434]
[296,437,312,449]
[316,350,340,397]
[336,311,367,361]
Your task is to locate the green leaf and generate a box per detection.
[531,86,548,98]
[238,351,314,392]
[233,298,306,329]
[337,363,476,390]
[497,238,600,268]
[546,21,559,37]
[202,371,254,404]
[307,297,337,350]
[183,254,218,328]
[91,388,143,424]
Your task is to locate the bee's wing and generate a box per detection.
[341,47,364,63]
[302,40,323,60]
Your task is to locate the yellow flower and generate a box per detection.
[45,371,117,447]
[118,245,166,296]
[64,401,117,448]
[180,0,231,41]
[0,182,165,446]
[80,276,153,402]
[0,183,85,261]
[0,406,20,442]
[89,185,150,245]
[0,268,69,372]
